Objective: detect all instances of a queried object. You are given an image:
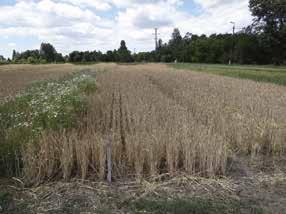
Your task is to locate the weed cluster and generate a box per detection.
[0,72,96,176]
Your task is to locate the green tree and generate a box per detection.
[117,40,133,63]
[106,50,115,62]
[40,43,57,63]
[69,51,82,62]
[12,50,20,62]
[169,28,183,47]
[55,53,65,63]
[169,28,183,62]
[234,33,260,64]
[249,0,286,64]
[12,50,16,61]
[158,39,163,49]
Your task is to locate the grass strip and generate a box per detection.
[171,63,286,86]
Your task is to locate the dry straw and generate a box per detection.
[22,64,286,183]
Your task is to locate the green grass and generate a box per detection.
[171,63,286,86]
[131,197,264,214]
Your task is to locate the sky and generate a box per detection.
[0,0,253,58]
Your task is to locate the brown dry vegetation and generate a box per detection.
[2,172,286,213]
[0,64,88,102]
[22,64,286,184]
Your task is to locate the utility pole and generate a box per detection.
[154,28,158,50]
[231,21,235,35]
[229,21,235,65]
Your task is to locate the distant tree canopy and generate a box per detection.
[12,43,64,64]
[39,43,64,63]
[40,43,56,63]
[133,30,264,64]
[117,40,133,63]
[68,40,133,63]
[5,1,286,65]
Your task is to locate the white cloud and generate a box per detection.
[0,0,253,58]
[0,0,102,28]
[8,43,16,47]
[110,0,182,7]
[59,0,112,11]
[177,0,252,35]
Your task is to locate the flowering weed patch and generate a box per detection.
[0,72,96,176]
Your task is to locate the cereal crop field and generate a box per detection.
[1,63,286,213]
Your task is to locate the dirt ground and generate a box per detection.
[1,63,286,213]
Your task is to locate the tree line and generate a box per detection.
[10,43,65,64]
[1,0,285,65]
[4,40,133,64]
[135,0,286,65]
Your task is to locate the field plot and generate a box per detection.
[27,63,286,180]
[0,64,87,102]
[1,64,286,213]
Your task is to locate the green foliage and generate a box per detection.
[171,63,286,86]
[249,0,286,64]
[169,28,183,48]
[11,43,64,64]
[68,41,133,63]
[39,58,47,64]
[0,73,96,176]
[133,30,258,64]
[40,43,57,63]
[69,50,101,63]
[27,56,38,64]
[117,40,133,63]
[12,49,40,64]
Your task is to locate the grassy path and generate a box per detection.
[171,63,286,86]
